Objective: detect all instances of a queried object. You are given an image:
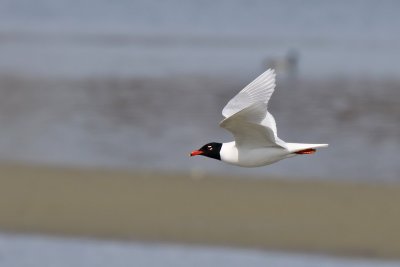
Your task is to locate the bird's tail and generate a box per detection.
[286,143,329,154]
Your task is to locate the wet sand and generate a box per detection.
[0,164,400,259]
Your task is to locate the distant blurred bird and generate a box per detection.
[190,69,328,167]
[265,49,299,80]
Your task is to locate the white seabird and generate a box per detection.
[190,69,328,167]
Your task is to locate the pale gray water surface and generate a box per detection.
[0,0,400,78]
[0,76,398,181]
[0,233,399,267]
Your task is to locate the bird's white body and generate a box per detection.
[220,141,327,167]
[191,68,328,167]
[220,141,289,167]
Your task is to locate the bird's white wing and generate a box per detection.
[222,69,276,118]
[220,102,287,149]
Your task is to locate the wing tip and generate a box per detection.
[221,68,277,118]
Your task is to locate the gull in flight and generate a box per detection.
[190,69,328,167]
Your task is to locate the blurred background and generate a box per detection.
[0,0,399,266]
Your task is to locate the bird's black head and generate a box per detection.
[190,142,222,160]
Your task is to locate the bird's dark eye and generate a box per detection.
[207,145,213,150]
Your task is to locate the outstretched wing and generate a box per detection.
[222,69,276,118]
[220,102,287,149]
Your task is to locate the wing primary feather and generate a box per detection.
[222,69,277,118]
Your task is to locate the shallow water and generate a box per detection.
[0,75,398,181]
[0,0,400,78]
[0,233,399,267]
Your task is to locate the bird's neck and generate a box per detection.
[220,142,239,164]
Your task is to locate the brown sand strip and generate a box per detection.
[0,164,400,258]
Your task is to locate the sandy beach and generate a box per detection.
[1,163,400,259]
